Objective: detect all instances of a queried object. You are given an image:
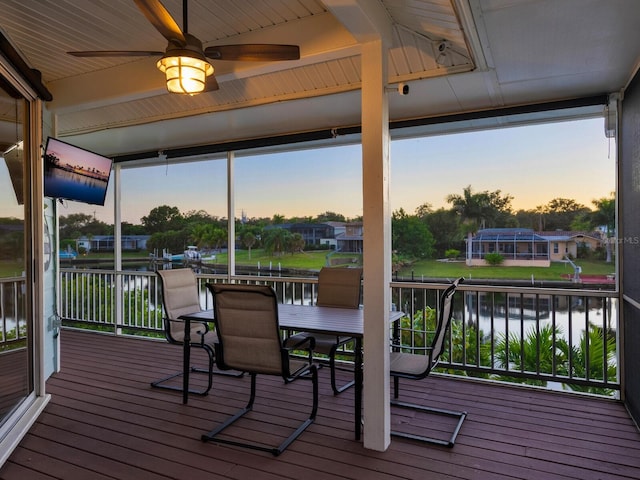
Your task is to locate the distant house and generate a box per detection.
[469,228,550,266]
[469,228,604,266]
[320,221,346,249]
[263,222,364,253]
[335,222,363,253]
[263,223,335,248]
[537,231,603,261]
[76,235,150,253]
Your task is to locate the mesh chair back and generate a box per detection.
[430,278,462,363]
[316,267,363,308]
[157,269,203,340]
[210,284,283,375]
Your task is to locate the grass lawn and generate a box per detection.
[50,249,616,283]
[210,251,615,282]
[397,259,616,281]
[211,249,357,270]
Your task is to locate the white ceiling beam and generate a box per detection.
[321,0,394,45]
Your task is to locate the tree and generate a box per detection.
[243,232,257,259]
[315,211,347,222]
[190,224,217,250]
[146,230,188,254]
[538,198,590,231]
[495,324,570,387]
[121,222,146,235]
[209,227,227,251]
[262,227,291,256]
[592,194,615,263]
[414,202,433,219]
[271,214,286,225]
[569,212,593,233]
[423,208,460,257]
[568,324,617,395]
[59,213,110,239]
[141,205,184,234]
[289,233,305,254]
[392,208,435,259]
[446,185,513,264]
[183,209,215,224]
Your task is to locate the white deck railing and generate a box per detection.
[58,268,620,396]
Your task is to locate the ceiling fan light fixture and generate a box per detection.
[157,52,213,94]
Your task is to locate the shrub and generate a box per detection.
[445,249,460,259]
[484,252,504,265]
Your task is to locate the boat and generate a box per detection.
[182,246,202,263]
[59,250,77,260]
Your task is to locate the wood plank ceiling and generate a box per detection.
[0,0,639,157]
[0,0,472,138]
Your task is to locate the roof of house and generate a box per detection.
[537,231,602,241]
[473,229,603,243]
[473,228,547,242]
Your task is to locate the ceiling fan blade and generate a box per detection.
[134,0,186,45]
[68,50,163,57]
[204,44,300,62]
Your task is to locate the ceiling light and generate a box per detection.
[157,51,213,95]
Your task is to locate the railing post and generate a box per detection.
[114,270,123,335]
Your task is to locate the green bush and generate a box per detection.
[445,249,460,259]
[484,252,504,265]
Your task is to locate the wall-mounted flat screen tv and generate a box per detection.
[44,137,112,206]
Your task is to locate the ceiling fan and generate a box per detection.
[67,0,300,95]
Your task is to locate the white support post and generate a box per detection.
[227,151,235,279]
[113,164,123,335]
[361,38,391,452]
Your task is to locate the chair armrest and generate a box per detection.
[167,317,210,334]
[285,335,316,352]
[166,318,211,346]
[284,335,315,365]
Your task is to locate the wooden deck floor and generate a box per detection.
[2,329,640,480]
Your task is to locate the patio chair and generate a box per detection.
[390,277,467,447]
[151,269,238,396]
[285,266,363,395]
[202,283,318,456]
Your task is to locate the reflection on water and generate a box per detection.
[44,167,108,204]
[465,291,617,346]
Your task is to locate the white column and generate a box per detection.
[113,164,123,335]
[361,38,391,451]
[227,151,235,278]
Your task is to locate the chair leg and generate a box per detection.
[192,365,244,378]
[151,369,212,396]
[202,367,318,456]
[152,345,215,395]
[329,348,355,395]
[151,345,243,395]
[390,399,467,447]
[201,373,256,443]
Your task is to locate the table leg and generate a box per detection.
[183,319,190,404]
[354,337,363,440]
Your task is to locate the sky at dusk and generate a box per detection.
[0,117,615,224]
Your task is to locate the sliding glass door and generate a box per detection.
[0,88,31,430]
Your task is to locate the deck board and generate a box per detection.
[2,329,639,480]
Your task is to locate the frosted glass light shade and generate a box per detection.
[157,55,214,94]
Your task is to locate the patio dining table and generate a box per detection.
[179,303,404,440]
